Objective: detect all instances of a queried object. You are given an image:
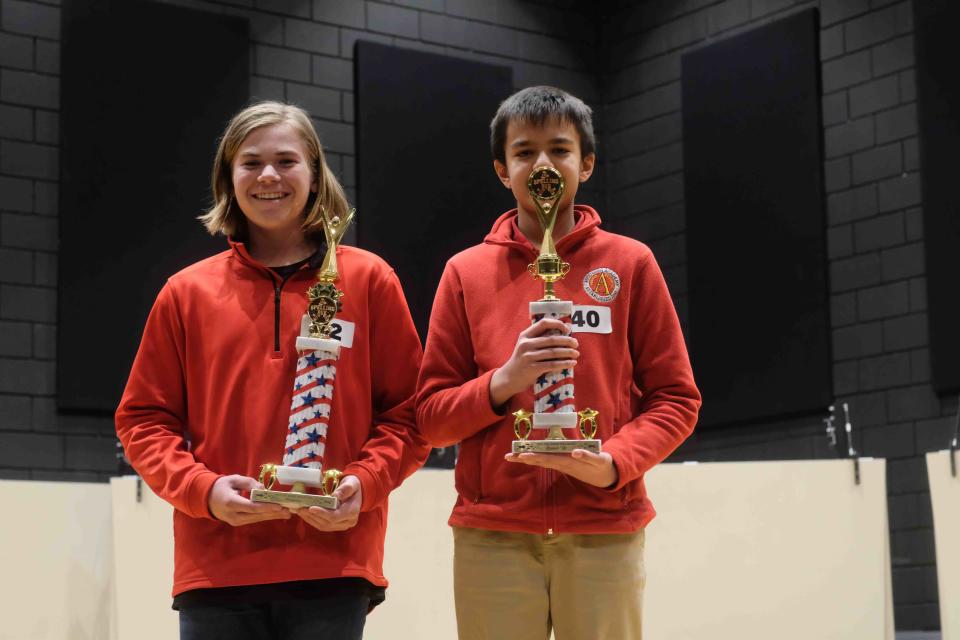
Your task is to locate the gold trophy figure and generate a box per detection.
[251,208,356,510]
[512,166,601,454]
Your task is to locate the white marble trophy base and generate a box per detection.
[512,412,601,454]
[249,466,338,509]
[250,488,338,510]
[529,300,574,317]
[295,335,341,355]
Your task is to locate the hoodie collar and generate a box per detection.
[483,205,601,255]
[228,237,327,277]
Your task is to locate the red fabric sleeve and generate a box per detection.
[415,262,504,448]
[602,250,702,491]
[342,268,430,512]
[114,283,221,520]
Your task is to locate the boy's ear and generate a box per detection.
[493,159,511,189]
[579,152,596,183]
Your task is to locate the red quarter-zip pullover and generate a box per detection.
[116,241,429,596]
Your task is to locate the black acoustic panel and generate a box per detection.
[59,0,249,412]
[683,9,831,427]
[355,42,513,340]
[914,0,960,394]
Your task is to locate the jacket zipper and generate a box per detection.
[274,284,282,352]
[547,468,557,536]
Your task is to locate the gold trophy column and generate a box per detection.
[511,166,601,454]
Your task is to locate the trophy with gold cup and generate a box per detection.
[251,207,356,510]
[511,166,601,454]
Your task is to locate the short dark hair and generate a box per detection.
[490,85,596,163]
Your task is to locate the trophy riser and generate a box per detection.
[512,439,601,454]
[250,488,338,510]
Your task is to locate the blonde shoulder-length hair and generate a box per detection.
[199,101,350,241]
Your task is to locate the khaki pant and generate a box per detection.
[453,527,645,640]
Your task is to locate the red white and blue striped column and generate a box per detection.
[530,299,578,434]
[283,335,340,470]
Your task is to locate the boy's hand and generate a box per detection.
[208,475,292,525]
[489,318,579,409]
[504,450,618,488]
[296,475,362,532]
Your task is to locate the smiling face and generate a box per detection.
[231,122,317,241]
[493,116,595,222]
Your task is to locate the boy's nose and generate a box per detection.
[258,164,280,181]
[535,151,553,167]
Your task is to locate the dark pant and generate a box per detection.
[179,593,370,640]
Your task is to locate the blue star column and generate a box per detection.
[283,344,339,469]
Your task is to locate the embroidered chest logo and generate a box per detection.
[583,268,621,303]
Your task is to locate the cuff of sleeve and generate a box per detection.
[342,462,383,513]
[600,437,643,493]
[185,470,222,520]
[468,368,505,422]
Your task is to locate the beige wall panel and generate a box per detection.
[927,450,960,640]
[365,469,459,639]
[643,459,893,640]
[28,460,891,639]
[110,476,178,640]
[0,481,113,640]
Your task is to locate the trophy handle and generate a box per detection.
[577,409,599,439]
[513,409,533,440]
[258,463,278,490]
[321,469,342,496]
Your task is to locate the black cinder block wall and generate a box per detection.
[600,0,952,630]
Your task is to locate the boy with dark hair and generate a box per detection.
[416,85,701,639]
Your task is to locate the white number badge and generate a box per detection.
[569,305,612,334]
[299,315,356,348]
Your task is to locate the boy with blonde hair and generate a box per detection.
[117,102,429,639]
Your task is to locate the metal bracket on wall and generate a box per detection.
[115,438,143,501]
[842,403,860,486]
[950,392,959,478]
[826,403,860,485]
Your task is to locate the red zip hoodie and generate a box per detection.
[116,240,429,596]
[416,206,701,534]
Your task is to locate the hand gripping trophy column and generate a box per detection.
[251,208,356,510]
[511,166,601,454]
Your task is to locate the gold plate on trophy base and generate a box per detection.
[512,439,601,454]
[251,488,338,510]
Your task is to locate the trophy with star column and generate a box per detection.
[511,166,601,454]
[251,207,355,509]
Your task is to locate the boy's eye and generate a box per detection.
[553,148,570,155]
[515,150,532,158]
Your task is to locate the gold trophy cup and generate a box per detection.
[511,166,601,454]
